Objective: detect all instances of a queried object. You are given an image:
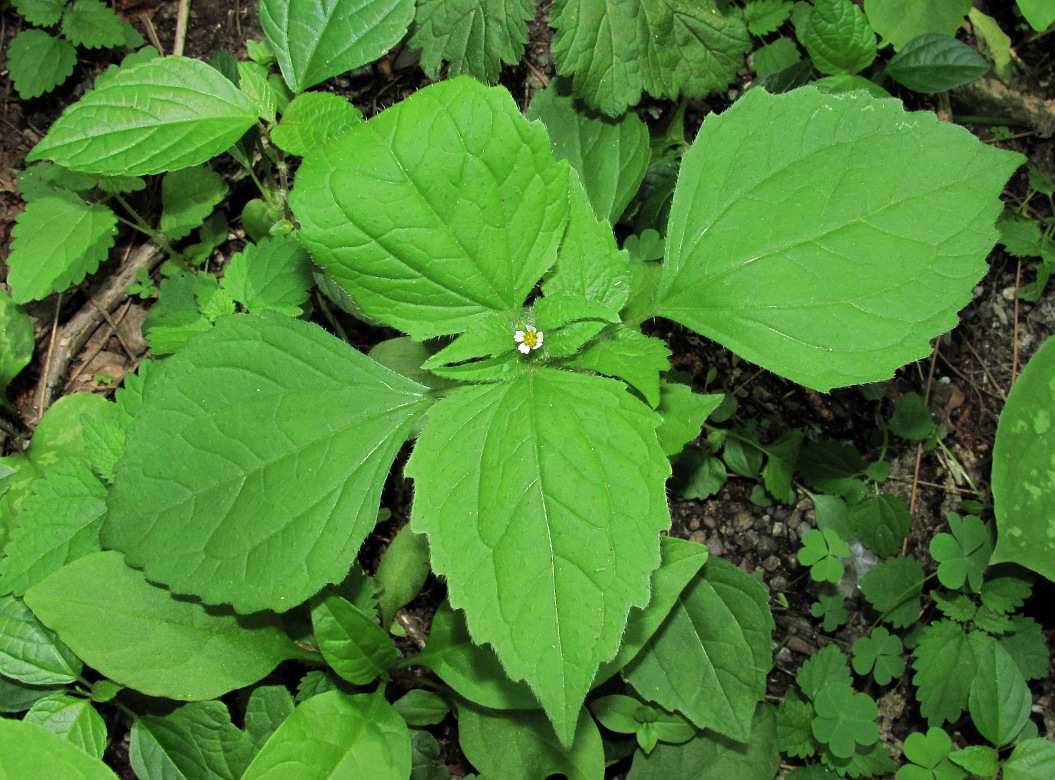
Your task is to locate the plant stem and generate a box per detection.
[111,192,181,261]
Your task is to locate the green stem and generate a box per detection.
[111,192,181,263]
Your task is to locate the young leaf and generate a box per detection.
[848,493,911,558]
[0,460,106,596]
[863,0,972,51]
[24,552,304,700]
[550,0,751,117]
[130,701,253,780]
[27,56,258,176]
[0,719,118,779]
[270,91,363,156]
[655,383,724,458]
[912,620,988,726]
[6,30,78,100]
[311,589,399,685]
[0,292,34,401]
[851,627,905,685]
[61,0,127,49]
[930,513,992,592]
[457,701,604,780]
[744,0,793,36]
[899,727,965,780]
[797,528,850,584]
[777,691,818,759]
[259,0,415,93]
[796,644,852,702]
[0,594,82,685]
[242,690,411,780]
[754,38,802,77]
[13,0,65,26]
[968,641,1031,748]
[997,616,1049,682]
[889,392,934,440]
[566,328,671,407]
[161,165,229,240]
[409,0,533,83]
[392,690,450,727]
[1003,738,1055,780]
[220,235,314,316]
[811,590,848,632]
[991,334,1055,582]
[237,61,277,123]
[527,78,650,223]
[291,77,570,339]
[811,685,878,759]
[375,524,431,629]
[24,695,107,759]
[623,557,774,742]
[6,194,117,304]
[245,686,295,753]
[105,313,430,613]
[885,34,990,93]
[799,0,877,75]
[857,555,925,627]
[656,87,1022,391]
[407,368,670,744]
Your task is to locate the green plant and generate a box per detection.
[1,0,1048,776]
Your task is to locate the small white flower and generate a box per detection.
[514,326,543,354]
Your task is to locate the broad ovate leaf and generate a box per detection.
[242,690,410,780]
[991,334,1055,582]
[407,368,671,744]
[24,552,304,700]
[863,0,971,51]
[260,0,416,93]
[657,87,1022,391]
[105,313,430,613]
[27,56,258,176]
[0,719,118,779]
[292,77,570,339]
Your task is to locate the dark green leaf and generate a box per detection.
[886,33,990,93]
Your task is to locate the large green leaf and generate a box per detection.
[260,0,415,93]
[991,334,1055,582]
[527,77,650,223]
[409,0,533,83]
[27,56,258,176]
[407,368,670,744]
[551,0,751,116]
[0,719,118,779]
[969,641,1031,748]
[656,87,1022,391]
[623,557,774,742]
[24,552,304,700]
[130,701,253,780]
[105,313,430,613]
[242,690,410,779]
[291,77,570,339]
[863,0,971,51]
[1016,0,1055,32]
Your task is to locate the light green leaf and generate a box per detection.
[863,0,971,51]
[161,165,229,240]
[567,328,671,407]
[62,0,127,49]
[886,34,990,93]
[27,56,258,176]
[0,291,35,397]
[527,77,650,223]
[991,334,1055,582]
[260,0,415,93]
[24,695,108,759]
[376,524,431,629]
[968,9,1013,84]
[629,706,779,779]
[657,87,1022,391]
[799,0,877,75]
[969,641,1031,748]
[105,313,429,613]
[414,600,540,711]
[6,30,77,99]
[407,368,670,743]
[24,552,303,700]
[1016,0,1055,32]
[0,594,82,685]
[130,701,253,780]
[744,0,793,36]
[291,77,570,339]
[551,0,751,116]
[624,557,773,742]
[848,493,911,558]
[242,690,411,780]
[655,383,723,457]
[245,686,295,753]
[13,0,65,26]
[0,460,106,596]
[457,701,604,780]
[409,0,533,83]
[220,235,314,316]
[0,719,118,779]
[753,38,801,77]
[237,61,277,123]
[7,194,117,304]
[1004,738,1055,780]
[311,589,399,684]
[271,91,363,156]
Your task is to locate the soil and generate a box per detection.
[2,2,1054,779]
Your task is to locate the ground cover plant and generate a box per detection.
[1,0,1054,777]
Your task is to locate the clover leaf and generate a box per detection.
[811,590,848,632]
[930,514,992,592]
[811,684,878,759]
[798,528,850,583]
[896,727,966,780]
[852,627,906,686]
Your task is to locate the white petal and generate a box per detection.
[518,343,531,354]
[514,331,526,342]
[535,331,544,346]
